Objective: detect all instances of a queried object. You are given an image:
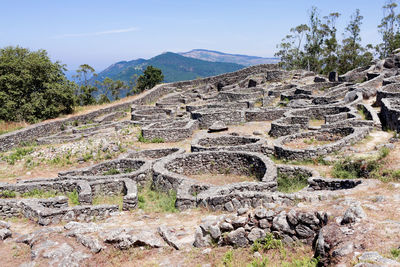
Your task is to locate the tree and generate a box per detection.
[96,77,126,103]
[73,64,98,106]
[0,46,76,122]
[377,0,400,58]
[135,66,164,92]
[303,6,326,73]
[321,13,341,74]
[275,24,309,70]
[338,9,373,74]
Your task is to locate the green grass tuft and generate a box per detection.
[277,171,309,193]
[137,183,177,213]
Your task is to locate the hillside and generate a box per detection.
[179,49,280,66]
[92,52,245,84]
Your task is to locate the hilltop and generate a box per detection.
[92,52,245,84]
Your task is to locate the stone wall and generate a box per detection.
[141,119,199,142]
[191,134,266,153]
[274,127,370,160]
[194,208,328,247]
[190,108,246,128]
[380,98,400,132]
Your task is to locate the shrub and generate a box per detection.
[0,46,76,122]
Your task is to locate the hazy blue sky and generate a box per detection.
[0,0,387,71]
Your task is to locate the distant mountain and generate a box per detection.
[179,49,279,66]
[92,52,245,85]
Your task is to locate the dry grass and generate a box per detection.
[309,119,324,127]
[84,243,316,267]
[284,138,333,149]
[190,173,258,186]
[0,121,29,135]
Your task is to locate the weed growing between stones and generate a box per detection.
[102,168,121,175]
[0,190,17,198]
[277,171,309,193]
[251,233,283,252]
[137,183,177,213]
[137,131,165,143]
[67,190,80,206]
[92,194,123,210]
[21,189,58,198]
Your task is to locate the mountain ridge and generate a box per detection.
[178,49,279,66]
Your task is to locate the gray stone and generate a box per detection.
[0,220,10,229]
[237,207,249,216]
[272,212,294,234]
[76,234,103,253]
[220,222,234,232]
[258,219,269,229]
[254,208,268,219]
[341,204,366,224]
[208,121,228,133]
[332,242,354,257]
[232,216,247,229]
[193,227,211,247]
[295,224,314,238]
[224,201,235,212]
[226,227,248,247]
[208,225,221,240]
[358,251,400,266]
[0,228,12,240]
[158,225,182,250]
[247,228,265,243]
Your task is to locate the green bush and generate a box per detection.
[0,46,76,122]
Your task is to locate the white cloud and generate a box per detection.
[52,27,139,39]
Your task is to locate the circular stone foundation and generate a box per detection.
[123,148,185,161]
[274,127,370,160]
[191,134,265,153]
[152,150,277,193]
[58,158,151,185]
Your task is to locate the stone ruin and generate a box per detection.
[1,55,400,265]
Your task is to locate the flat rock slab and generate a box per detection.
[208,121,228,133]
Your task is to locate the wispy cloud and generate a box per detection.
[52,27,139,39]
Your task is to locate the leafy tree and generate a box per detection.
[73,64,98,106]
[96,77,126,103]
[275,24,309,70]
[0,46,76,122]
[338,9,373,74]
[303,6,326,73]
[135,66,164,92]
[321,13,341,74]
[377,0,400,58]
